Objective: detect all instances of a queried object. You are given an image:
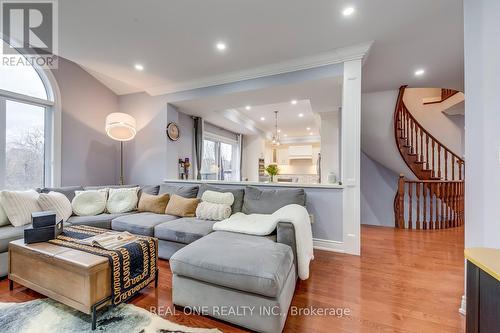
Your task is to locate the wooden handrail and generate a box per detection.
[394,175,464,229]
[423,88,459,105]
[394,86,465,181]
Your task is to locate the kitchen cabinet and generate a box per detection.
[277,148,289,165]
[465,248,500,333]
[288,145,313,159]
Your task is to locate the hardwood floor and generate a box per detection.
[0,225,465,332]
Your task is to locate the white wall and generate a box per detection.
[51,58,119,186]
[361,90,414,177]
[320,111,340,182]
[464,0,500,249]
[241,135,265,181]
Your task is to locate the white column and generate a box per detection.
[460,0,500,315]
[464,0,500,249]
[341,59,362,255]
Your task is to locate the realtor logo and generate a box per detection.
[0,0,58,67]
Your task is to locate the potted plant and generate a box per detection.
[265,164,279,182]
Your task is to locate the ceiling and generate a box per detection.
[56,0,464,95]
[237,100,318,139]
[172,75,342,137]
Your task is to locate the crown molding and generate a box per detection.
[147,41,373,96]
[216,109,268,137]
[279,136,321,144]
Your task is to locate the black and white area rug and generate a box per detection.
[0,299,221,333]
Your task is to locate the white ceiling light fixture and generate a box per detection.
[271,111,281,147]
[306,127,311,130]
[298,113,304,117]
[216,42,227,51]
[277,129,281,133]
[309,132,313,136]
[134,63,144,71]
[260,116,265,121]
[284,134,288,137]
[342,6,355,17]
[414,68,425,76]
[291,99,298,105]
[245,105,251,110]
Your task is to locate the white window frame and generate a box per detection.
[203,132,240,181]
[0,65,61,189]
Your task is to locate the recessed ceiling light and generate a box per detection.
[342,6,355,16]
[414,69,425,76]
[245,105,251,110]
[298,113,304,117]
[260,117,265,121]
[216,42,227,51]
[134,63,144,71]
[291,100,298,105]
[306,127,311,130]
[284,134,287,137]
[277,129,281,133]
[309,132,313,136]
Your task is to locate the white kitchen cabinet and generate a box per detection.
[288,145,313,159]
[276,148,289,165]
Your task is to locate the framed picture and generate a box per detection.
[166,122,180,141]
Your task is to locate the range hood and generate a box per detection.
[288,145,313,160]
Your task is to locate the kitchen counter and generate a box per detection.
[163,179,344,189]
[465,247,500,332]
[465,247,500,281]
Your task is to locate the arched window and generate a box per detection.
[0,42,58,190]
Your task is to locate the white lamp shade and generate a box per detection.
[105,112,136,141]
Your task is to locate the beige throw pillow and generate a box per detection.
[72,190,107,216]
[0,190,41,227]
[138,193,170,214]
[38,191,73,222]
[165,194,200,217]
[106,187,139,214]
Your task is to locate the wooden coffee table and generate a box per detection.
[8,239,158,330]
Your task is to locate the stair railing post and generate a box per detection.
[397,174,405,228]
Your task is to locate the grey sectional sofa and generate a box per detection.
[0,183,306,333]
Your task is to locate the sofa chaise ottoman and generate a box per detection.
[170,224,299,333]
[170,231,296,333]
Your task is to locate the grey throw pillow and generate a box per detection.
[197,184,244,213]
[242,186,306,215]
[138,185,160,198]
[158,184,199,198]
[40,185,84,202]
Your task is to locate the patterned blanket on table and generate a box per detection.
[49,225,157,306]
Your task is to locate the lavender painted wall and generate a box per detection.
[51,58,119,186]
[360,151,398,227]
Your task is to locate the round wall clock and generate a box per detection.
[166,122,180,141]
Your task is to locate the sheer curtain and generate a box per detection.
[193,117,203,180]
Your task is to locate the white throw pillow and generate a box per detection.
[38,192,73,222]
[0,200,10,227]
[196,201,232,221]
[0,190,41,227]
[201,190,234,205]
[72,190,107,216]
[106,187,139,214]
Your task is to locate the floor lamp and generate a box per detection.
[105,112,136,185]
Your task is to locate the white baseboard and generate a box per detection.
[459,295,466,315]
[313,238,345,253]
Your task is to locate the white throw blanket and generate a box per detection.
[213,204,314,280]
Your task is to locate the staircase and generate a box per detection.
[393,86,465,229]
